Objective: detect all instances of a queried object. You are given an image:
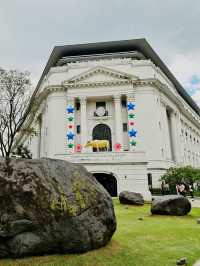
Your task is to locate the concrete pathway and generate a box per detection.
[189,198,200,208]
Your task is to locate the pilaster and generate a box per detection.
[80,96,87,150]
[114,94,123,149]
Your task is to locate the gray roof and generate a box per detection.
[31,38,200,116]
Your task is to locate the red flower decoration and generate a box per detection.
[114,143,121,151]
[68,124,73,129]
[129,121,134,126]
[75,144,82,152]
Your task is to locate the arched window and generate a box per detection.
[92,124,112,151]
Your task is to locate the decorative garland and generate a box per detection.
[66,105,75,151]
[127,102,137,149]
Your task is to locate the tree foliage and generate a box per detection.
[0,69,32,158]
[160,166,200,186]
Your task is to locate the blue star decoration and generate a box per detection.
[66,106,74,114]
[127,102,135,111]
[66,132,75,140]
[129,129,137,138]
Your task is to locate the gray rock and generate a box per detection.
[197,218,200,224]
[151,195,191,216]
[119,191,144,205]
[0,158,116,258]
[176,257,187,265]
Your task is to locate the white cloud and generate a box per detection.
[169,50,200,89]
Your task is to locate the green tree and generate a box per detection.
[161,166,200,188]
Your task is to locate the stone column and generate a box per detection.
[80,96,87,150]
[114,94,123,149]
[170,111,181,163]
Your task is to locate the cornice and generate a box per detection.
[48,65,69,75]
[132,59,176,90]
[154,80,200,127]
[67,57,133,69]
[65,79,133,88]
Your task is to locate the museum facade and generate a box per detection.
[16,39,200,200]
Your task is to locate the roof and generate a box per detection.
[31,38,200,116]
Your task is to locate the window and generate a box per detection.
[147,173,152,190]
[123,123,128,132]
[77,125,80,134]
[96,101,106,109]
[121,99,127,108]
[76,101,80,110]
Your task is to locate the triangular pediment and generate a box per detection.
[63,66,138,86]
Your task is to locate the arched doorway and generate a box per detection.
[92,123,112,151]
[93,172,117,197]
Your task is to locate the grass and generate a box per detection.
[1,199,200,266]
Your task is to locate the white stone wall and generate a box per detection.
[85,163,151,201]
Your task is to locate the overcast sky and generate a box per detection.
[1,0,200,105]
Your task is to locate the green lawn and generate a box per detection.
[1,199,200,266]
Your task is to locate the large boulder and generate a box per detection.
[119,191,144,205]
[0,158,116,258]
[151,195,191,216]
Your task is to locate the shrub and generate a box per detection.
[160,166,200,188]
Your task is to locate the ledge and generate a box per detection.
[54,151,147,164]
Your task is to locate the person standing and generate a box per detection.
[164,182,169,195]
[176,183,180,195]
[161,181,165,195]
[179,183,186,197]
[189,184,194,198]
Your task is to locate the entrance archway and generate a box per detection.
[92,123,112,151]
[93,172,117,197]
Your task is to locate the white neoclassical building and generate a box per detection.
[16,39,200,200]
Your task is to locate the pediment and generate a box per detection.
[63,66,138,87]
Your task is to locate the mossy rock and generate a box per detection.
[0,158,116,258]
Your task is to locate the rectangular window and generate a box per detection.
[123,123,128,132]
[121,99,127,108]
[96,101,106,108]
[147,173,152,190]
[77,125,80,134]
[76,102,80,110]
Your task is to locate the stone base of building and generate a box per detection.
[54,151,152,201]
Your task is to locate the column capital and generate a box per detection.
[67,96,75,102]
[126,93,135,101]
[79,96,87,103]
[113,94,121,101]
